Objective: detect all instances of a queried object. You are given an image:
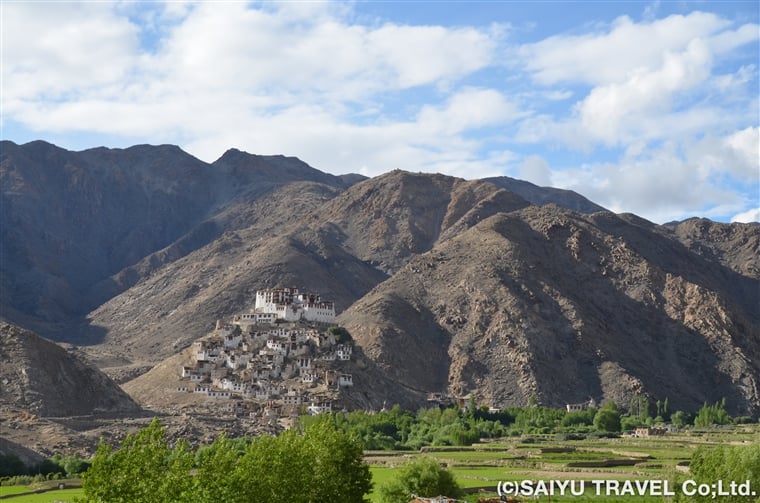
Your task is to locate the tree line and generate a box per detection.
[77,416,372,503]
[319,397,751,451]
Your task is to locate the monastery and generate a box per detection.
[176,288,349,425]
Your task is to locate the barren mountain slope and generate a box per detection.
[313,171,530,273]
[86,171,533,373]
[0,141,215,330]
[0,322,140,416]
[339,207,760,415]
[484,176,606,214]
[0,141,355,340]
[663,217,760,278]
[84,181,387,373]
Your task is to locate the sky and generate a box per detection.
[1,1,758,224]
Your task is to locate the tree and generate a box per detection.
[193,434,244,503]
[688,444,760,503]
[328,326,353,344]
[82,416,372,503]
[82,418,195,503]
[593,401,621,432]
[378,457,463,503]
[302,418,373,503]
[694,399,731,427]
[670,410,688,428]
[233,416,371,503]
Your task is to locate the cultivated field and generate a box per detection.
[2,426,757,502]
[367,426,760,502]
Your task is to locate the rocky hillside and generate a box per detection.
[338,208,760,415]
[2,140,758,417]
[83,170,534,370]
[0,322,140,416]
[0,141,354,338]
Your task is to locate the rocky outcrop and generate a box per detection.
[0,322,140,416]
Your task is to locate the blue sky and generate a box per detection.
[2,1,758,223]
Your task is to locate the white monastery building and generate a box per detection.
[252,287,336,324]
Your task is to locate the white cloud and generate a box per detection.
[3,1,507,173]
[2,2,757,224]
[722,127,760,180]
[549,129,759,223]
[417,88,519,136]
[575,38,712,145]
[519,12,731,86]
[2,3,139,105]
[518,155,552,187]
[731,208,760,223]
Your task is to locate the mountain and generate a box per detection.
[2,140,758,417]
[83,171,531,374]
[483,176,607,214]
[0,140,357,340]
[0,322,140,416]
[338,208,760,415]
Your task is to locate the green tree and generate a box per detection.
[593,401,621,432]
[235,417,372,503]
[670,410,688,428]
[235,430,312,503]
[688,444,760,503]
[302,417,373,503]
[193,434,244,503]
[694,399,731,427]
[328,326,353,344]
[82,418,195,503]
[378,457,463,503]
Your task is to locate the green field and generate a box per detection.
[367,426,760,502]
[0,480,83,502]
[0,488,84,502]
[3,427,757,502]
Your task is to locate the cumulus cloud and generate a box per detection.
[2,2,757,223]
[550,129,759,223]
[2,3,139,105]
[731,208,760,223]
[520,12,732,86]
[3,1,508,174]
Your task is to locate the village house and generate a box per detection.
[234,311,277,327]
[223,332,242,349]
[247,364,270,380]
[207,390,232,399]
[301,371,318,384]
[259,348,285,366]
[566,398,597,412]
[335,344,352,361]
[307,400,333,415]
[297,357,313,371]
[338,373,353,387]
[633,426,667,437]
[321,352,337,361]
[282,389,309,407]
[266,338,289,355]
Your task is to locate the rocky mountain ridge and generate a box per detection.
[1,140,758,419]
